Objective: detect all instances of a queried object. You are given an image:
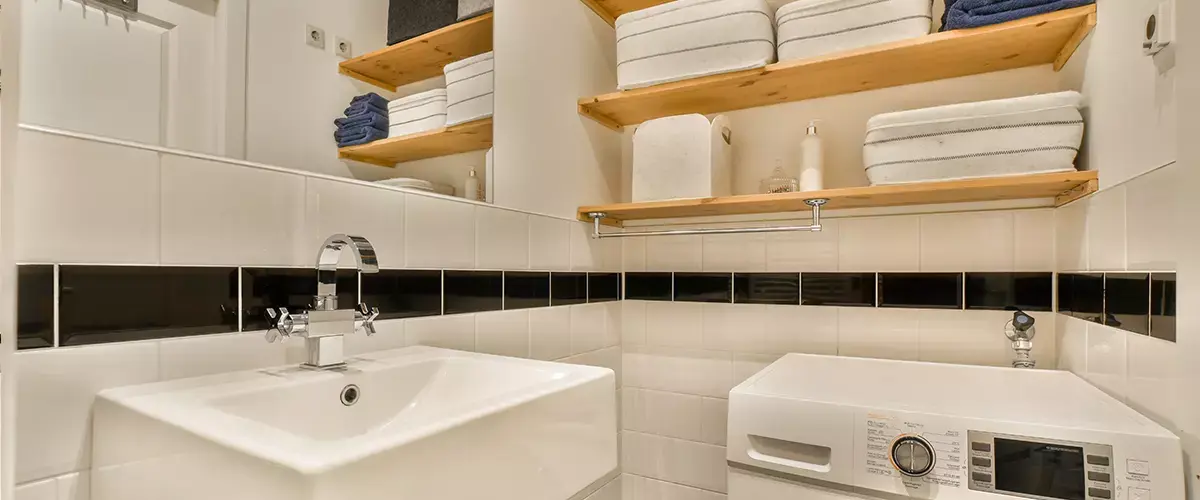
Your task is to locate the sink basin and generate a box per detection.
[92,346,617,500]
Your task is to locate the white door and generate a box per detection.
[19,0,220,154]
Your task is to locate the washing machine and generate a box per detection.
[727,354,1183,500]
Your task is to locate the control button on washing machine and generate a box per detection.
[1087,455,1111,466]
[971,442,991,452]
[1127,459,1150,476]
[1129,487,1151,500]
[971,457,991,468]
[971,472,992,483]
[1088,487,1113,499]
[891,436,936,477]
[1087,471,1111,482]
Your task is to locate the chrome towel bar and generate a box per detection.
[588,198,829,239]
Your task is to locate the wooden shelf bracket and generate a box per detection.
[586,199,829,239]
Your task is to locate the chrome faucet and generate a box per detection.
[265,234,381,369]
[1005,309,1037,369]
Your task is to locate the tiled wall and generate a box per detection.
[1054,163,1186,433]
[614,208,1059,498]
[11,127,623,496]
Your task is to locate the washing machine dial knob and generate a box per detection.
[890,435,936,477]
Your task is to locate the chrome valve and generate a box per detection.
[265,307,310,343]
[356,303,380,336]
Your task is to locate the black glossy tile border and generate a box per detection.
[1058,271,1177,342]
[801,273,875,307]
[734,273,799,305]
[626,272,672,301]
[16,266,622,350]
[878,273,963,310]
[674,273,732,303]
[966,273,1053,312]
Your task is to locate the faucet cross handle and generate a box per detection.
[265,307,309,343]
[356,303,381,336]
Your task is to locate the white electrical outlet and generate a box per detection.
[1144,0,1175,56]
[335,37,353,59]
[306,24,326,50]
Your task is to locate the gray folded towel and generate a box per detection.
[388,0,458,45]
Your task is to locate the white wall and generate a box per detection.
[8,125,622,496]
[1052,0,1198,494]
[493,0,622,218]
[244,0,401,180]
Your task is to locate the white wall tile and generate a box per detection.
[920,212,1014,271]
[304,178,406,269]
[623,237,647,272]
[160,155,305,266]
[624,388,704,442]
[767,219,839,272]
[584,475,623,500]
[762,305,839,355]
[1085,322,1129,400]
[646,302,704,349]
[1014,210,1056,271]
[1126,333,1183,428]
[529,216,571,271]
[621,432,727,493]
[16,131,161,264]
[646,235,702,272]
[58,471,90,500]
[917,310,1013,367]
[475,310,531,358]
[622,301,648,345]
[342,318,408,356]
[16,343,160,483]
[530,306,572,361]
[623,345,732,398]
[703,229,765,272]
[1126,164,1179,270]
[15,479,56,500]
[702,303,765,352]
[571,222,620,271]
[1085,186,1127,271]
[405,195,476,269]
[838,216,920,271]
[731,353,781,388]
[1055,198,1089,271]
[562,346,623,387]
[405,314,476,351]
[158,333,287,380]
[571,303,612,355]
[699,398,729,446]
[1056,314,1088,374]
[476,208,530,270]
[837,307,920,361]
[622,474,724,500]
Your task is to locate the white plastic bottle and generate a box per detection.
[465,168,481,201]
[800,120,824,192]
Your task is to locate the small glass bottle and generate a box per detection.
[761,160,799,194]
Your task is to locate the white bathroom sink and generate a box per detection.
[91,346,617,500]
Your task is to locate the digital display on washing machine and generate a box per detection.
[994,438,1086,500]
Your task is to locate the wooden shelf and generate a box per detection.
[339,13,494,91]
[579,0,670,25]
[577,171,1098,223]
[337,118,493,166]
[578,6,1096,129]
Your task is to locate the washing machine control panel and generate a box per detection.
[967,430,1115,500]
[891,435,936,477]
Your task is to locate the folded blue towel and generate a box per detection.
[335,124,389,140]
[335,112,389,131]
[351,92,391,110]
[337,127,389,148]
[942,0,1094,30]
[344,101,388,118]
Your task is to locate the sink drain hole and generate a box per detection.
[340,384,360,406]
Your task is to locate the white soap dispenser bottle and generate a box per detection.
[800,120,824,192]
[465,168,482,201]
